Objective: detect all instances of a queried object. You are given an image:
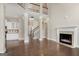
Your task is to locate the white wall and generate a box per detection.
[0,4,6,53]
[19,17,24,40]
[5,4,25,40]
[48,3,79,41]
[5,3,24,17]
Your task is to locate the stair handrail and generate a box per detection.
[32,25,40,33]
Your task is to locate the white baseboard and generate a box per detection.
[0,49,6,53]
[47,37,57,42]
[39,37,48,41]
[24,40,29,43]
[76,45,79,48]
[39,38,43,41]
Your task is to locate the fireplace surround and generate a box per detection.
[57,26,79,48]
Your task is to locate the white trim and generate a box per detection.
[24,40,29,43]
[76,45,79,48]
[0,49,6,53]
[39,38,43,41]
[47,37,57,42]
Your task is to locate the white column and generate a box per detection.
[24,13,29,43]
[0,4,6,53]
[39,3,43,41]
[24,4,29,43]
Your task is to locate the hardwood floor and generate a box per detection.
[1,39,79,56]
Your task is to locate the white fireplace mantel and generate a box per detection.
[56,26,79,48]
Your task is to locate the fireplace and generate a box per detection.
[60,33,72,45]
[57,26,79,48]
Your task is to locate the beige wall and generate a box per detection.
[48,3,79,41]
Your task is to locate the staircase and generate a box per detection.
[29,18,40,40]
[29,25,40,40]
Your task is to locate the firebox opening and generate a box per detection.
[60,33,72,45]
